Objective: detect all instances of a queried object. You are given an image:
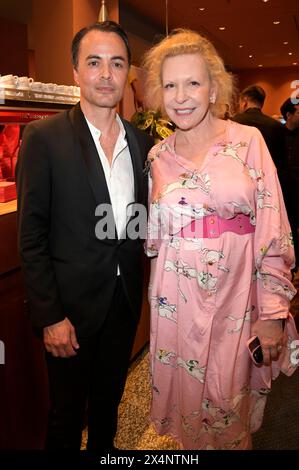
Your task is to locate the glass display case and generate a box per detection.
[0,98,74,203]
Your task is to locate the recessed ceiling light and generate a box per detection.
[283,41,288,45]
[219,26,226,30]
[238,44,243,48]
[262,0,269,3]
[288,52,293,55]
[258,64,263,67]
[198,7,205,11]
[293,62,298,65]
[249,54,253,58]
[273,21,280,25]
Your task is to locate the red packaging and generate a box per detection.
[0,181,17,202]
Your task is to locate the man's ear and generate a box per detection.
[241,98,248,111]
[73,68,79,86]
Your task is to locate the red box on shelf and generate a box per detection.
[0,181,17,202]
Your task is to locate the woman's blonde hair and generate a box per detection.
[143,29,234,118]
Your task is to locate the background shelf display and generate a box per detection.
[0,85,80,106]
[0,100,73,203]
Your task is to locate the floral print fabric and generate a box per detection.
[145,120,298,450]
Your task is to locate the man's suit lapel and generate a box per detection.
[69,105,144,206]
[68,104,145,244]
[68,103,112,207]
[122,119,143,204]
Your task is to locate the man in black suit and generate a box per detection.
[232,85,286,174]
[16,21,153,450]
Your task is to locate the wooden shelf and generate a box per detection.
[0,199,17,216]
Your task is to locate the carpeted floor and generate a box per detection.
[114,352,299,451]
[82,271,299,450]
[252,270,299,450]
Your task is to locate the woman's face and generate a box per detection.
[161,53,216,131]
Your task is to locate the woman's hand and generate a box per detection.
[251,318,285,365]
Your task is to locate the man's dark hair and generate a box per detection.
[71,20,131,70]
[240,85,266,107]
[280,98,298,121]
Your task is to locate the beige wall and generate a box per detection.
[127,32,151,66]
[32,0,74,85]
[72,0,98,37]
[235,67,299,117]
[0,17,28,77]
[106,0,119,22]
[32,0,119,86]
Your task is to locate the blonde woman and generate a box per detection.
[144,29,298,450]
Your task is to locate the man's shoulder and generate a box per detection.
[231,112,247,124]
[24,108,71,136]
[259,111,284,129]
[231,110,258,125]
[232,108,283,132]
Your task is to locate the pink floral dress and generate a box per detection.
[145,120,299,450]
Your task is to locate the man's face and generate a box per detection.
[73,30,129,111]
[287,104,299,130]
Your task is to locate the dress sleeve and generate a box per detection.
[250,130,296,320]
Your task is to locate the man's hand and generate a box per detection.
[43,317,79,358]
[251,318,285,366]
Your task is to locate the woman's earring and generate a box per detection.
[209,95,216,104]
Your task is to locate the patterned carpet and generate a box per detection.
[82,271,299,450]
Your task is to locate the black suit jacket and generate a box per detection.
[232,108,286,172]
[16,103,154,337]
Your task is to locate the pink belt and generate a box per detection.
[177,213,255,238]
